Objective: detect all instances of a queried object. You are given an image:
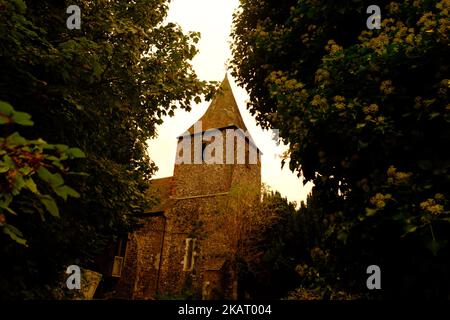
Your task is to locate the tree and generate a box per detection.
[239,189,302,299]
[207,183,269,299]
[0,0,214,299]
[213,183,304,299]
[286,188,363,300]
[0,101,84,246]
[231,0,450,298]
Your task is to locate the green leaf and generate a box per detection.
[0,101,14,115]
[51,173,64,188]
[403,224,417,235]
[37,168,64,188]
[55,144,69,152]
[12,0,27,13]
[2,155,15,169]
[6,132,27,145]
[66,148,86,159]
[12,174,26,195]
[0,115,10,124]
[3,224,27,246]
[0,162,10,173]
[429,112,440,120]
[426,240,439,256]
[39,195,60,218]
[64,186,80,198]
[37,168,52,183]
[24,178,38,194]
[67,172,89,177]
[440,217,450,223]
[12,111,34,126]
[365,207,377,217]
[0,203,17,216]
[51,160,65,171]
[358,140,369,149]
[0,194,13,208]
[54,185,80,201]
[18,166,33,175]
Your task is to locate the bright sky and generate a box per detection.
[146,0,313,205]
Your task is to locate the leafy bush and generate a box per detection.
[232,0,450,298]
[0,0,212,298]
[1,101,84,246]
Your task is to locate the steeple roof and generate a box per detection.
[186,75,247,135]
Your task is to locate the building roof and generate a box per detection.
[145,177,173,213]
[186,75,247,135]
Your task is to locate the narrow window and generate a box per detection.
[117,238,127,257]
[112,237,127,277]
[245,142,250,166]
[183,238,197,271]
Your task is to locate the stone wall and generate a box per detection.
[114,214,165,299]
[114,126,262,300]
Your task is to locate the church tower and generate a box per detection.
[173,74,261,200]
[165,75,262,298]
[113,75,261,300]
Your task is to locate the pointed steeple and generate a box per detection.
[186,74,247,135]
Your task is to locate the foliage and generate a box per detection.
[0,0,213,299]
[211,183,268,299]
[241,189,361,300]
[0,101,83,246]
[239,189,301,299]
[232,0,450,298]
[285,190,364,300]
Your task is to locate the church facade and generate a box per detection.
[112,76,261,299]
